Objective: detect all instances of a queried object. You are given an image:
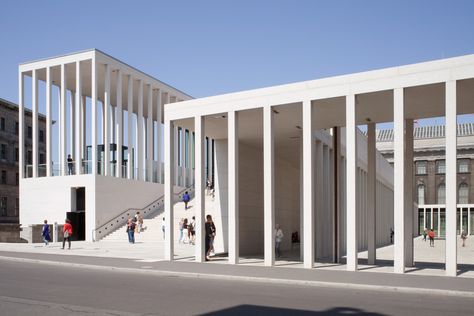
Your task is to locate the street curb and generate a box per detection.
[1,255,473,298]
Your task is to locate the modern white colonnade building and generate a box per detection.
[164,54,474,276]
[18,49,201,241]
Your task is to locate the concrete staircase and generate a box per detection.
[102,192,215,243]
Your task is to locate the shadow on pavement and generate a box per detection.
[200,305,386,315]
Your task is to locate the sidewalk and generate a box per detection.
[1,242,474,298]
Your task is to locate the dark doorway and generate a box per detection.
[69,187,86,241]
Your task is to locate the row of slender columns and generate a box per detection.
[20,62,177,183]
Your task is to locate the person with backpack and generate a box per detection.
[126,218,136,244]
[42,219,51,246]
[461,230,468,247]
[61,219,73,249]
[428,229,435,247]
[182,191,190,210]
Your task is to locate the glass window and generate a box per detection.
[459,183,469,204]
[436,160,445,174]
[27,126,32,139]
[1,170,6,184]
[418,184,425,205]
[15,173,18,186]
[458,159,470,173]
[14,198,19,216]
[39,130,44,143]
[15,122,19,135]
[27,151,32,164]
[416,161,427,175]
[437,183,446,204]
[39,153,45,164]
[0,144,6,160]
[0,117,5,131]
[0,197,6,216]
[15,148,18,162]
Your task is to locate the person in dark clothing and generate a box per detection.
[183,191,190,210]
[42,220,51,246]
[205,214,216,261]
[67,155,74,175]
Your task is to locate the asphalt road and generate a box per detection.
[0,259,472,316]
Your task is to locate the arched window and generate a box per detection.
[417,184,425,205]
[437,183,446,205]
[459,183,469,204]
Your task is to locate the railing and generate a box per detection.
[92,187,194,241]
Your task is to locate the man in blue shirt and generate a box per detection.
[182,191,190,210]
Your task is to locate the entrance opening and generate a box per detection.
[69,187,86,241]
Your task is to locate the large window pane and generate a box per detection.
[437,183,445,204]
[459,183,469,204]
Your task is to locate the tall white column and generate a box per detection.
[303,100,314,268]
[187,129,192,187]
[75,62,82,175]
[147,84,153,182]
[367,123,376,265]
[127,75,133,179]
[156,89,162,183]
[19,72,24,179]
[263,106,275,266]
[181,129,186,186]
[164,119,174,260]
[228,111,239,264]
[91,59,98,175]
[116,70,123,178]
[195,116,206,262]
[394,88,406,274]
[32,69,38,178]
[46,67,52,177]
[174,126,179,185]
[104,64,111,176]
[208,137,213,185]
[81,96,86,163]
[70,92,76,166]
[137,80,144,180]
[333,127,342,262]
[60,64,67,176]
[404,119,414,267]
[445,80,458,277]
[346,94,358,271]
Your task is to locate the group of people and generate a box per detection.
[178,216,196,245]
[126,211,145,244]
[41,219,73,249]
[423,227,469,247]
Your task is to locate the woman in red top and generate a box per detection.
[62,219,73,250]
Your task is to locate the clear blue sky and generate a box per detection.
[1,0,474,125]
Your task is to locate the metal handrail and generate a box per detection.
[92,187,194,241]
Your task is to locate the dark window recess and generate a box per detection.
[27,151,32,164]
[15,148,18,162]
[1,170,7,184]
[39,153,45,164]
[0,117,5,131]
[27,126,32,139]
[39,130,44,143]
[0,197,7,216]
[0,144,6,160]
[15,173,19,186]
[15,122,19,135]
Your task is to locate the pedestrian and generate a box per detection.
[135,211,143,233]
[189,216,196,245]
[61,219,73,250]
[428,229,435,247]
[275,224,284,258]
[461,230,468,247]
[423,228,428,242]
[178,218,184,243]
[182,191,190,210]
[42,220,51,246]
[126,218,136,244]
[67,154,73,175]
[206,179,211,195]
[183,218,189,244]
[161,217,166,240]
[205,214,216,261]
[390,228,394,244]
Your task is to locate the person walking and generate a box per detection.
[67,154,73,175]
[161,217,166,240]
[205,214,216,261]
[135,211,143,233]
[428,229,435,247]
[423,228,428,242]
[189,216,196,245]
[183,218,189,244]
[126,218,136,244]
[42,220,51,246]
[182,191,190,210]
[275,224,284,258]
[178,218,184,243]
[461,230,468,247]
[390,228,394,244]
[61,219,73,249]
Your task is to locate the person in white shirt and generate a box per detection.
[275,224,284,258]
